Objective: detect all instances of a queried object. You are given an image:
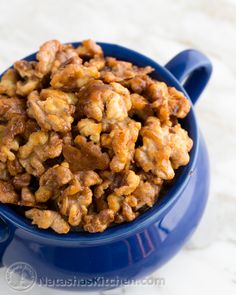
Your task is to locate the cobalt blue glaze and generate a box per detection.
[0,43,212,291]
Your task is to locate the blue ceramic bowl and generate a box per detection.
[0,42,212,291]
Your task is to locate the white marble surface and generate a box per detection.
[0,0,236,294]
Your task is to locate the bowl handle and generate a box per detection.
[0,215,10,267]
[165,49,212,105]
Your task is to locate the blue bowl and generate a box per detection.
[0,42,212,291]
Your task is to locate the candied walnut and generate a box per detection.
[107,170,140,213]
[135,117,174,180]
[35,164,73,202]
[76,39,103,59]
[146,81,170,123]
[63,136,109,172]
[0,96,25,122]
[51,63,100,91]
[94,171,114,198]
[104,82,132,123]
[40,88,78,105]
[168,87,191,118]
[124,75,150,94]
[0,180,19,204]
[132,176,163,209]
[77,118,102,143]
[114,174,162,222]
[130,93,153,120]
[83,209,114,233]
[75,170,102,187]
[14,60,41,96]
[25,209,70,234]
[60,191,90,226]
[23,119,40,140]
[36,40,62,77]
[121,200,137,221]
[0,116,25,162]
[169,124,193,169]
[7,158,24,176]
[18,131,62,176]
[14,60,37,79]
[146,80,169,102]
[16,78,40,97]
[113,170,140,196]
[59,186,88,225]
[13,173,31,190]
[77,80,132,123]
[101,119,141,172]
[85,56,105,71]
[27,90,75,132]
[0,138,18,162]
[0,69,18,96]
[51,44,82,74]
[62,132,73,145]
[76,80,109,122]
[95,195,109,211]
[59,171,102,226]
[146,81,191,123]
[0,162,9,180]
[101,57,153,83]
[20,188,47,208]
[20,187,37,206]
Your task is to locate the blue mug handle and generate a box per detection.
[165,49,212,105]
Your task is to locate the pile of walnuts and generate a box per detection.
[0,40,192,233]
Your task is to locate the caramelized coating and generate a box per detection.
[63,136,109,171]
[14,60,41,96]
[101,57,153,83]
[7,158,24,176]
[0,39,193,234]
[0,162,9,180]
[27,90,75,132]
[76,80,110,121]
[83,209,114,233]
[51,44,82,74]
[105,82,132,123]
[36,40,62,77]
[14,60,37,79]
[59,171,102,226]
[107,170,140,213]
[125,75,150,94]
[0,69,18,96]
[77,118,102,143]
[169,124,193,169]
[168,87,191,118]
[35,164,73,202]
[130,93,153,120]
[18,131,62,176]
[146,81,191,123]
[26,209,70,234]
[0,116,25,162]
[0,180,19,204]
[51,63,100,91]
[0,96,25,122]
[101,119,141,172]
[133,175,163,209]
[135,117,174,180]
[13,173,31,190]
[76,39,103,59]
[135,117,192,180]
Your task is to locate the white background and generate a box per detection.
[0,0,235,294]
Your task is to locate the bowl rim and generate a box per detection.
[0,42,199,244]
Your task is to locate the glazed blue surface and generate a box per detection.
[0,43,212,291]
